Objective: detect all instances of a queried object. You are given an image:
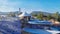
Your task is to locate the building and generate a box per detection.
[18,12,31,20]
[49,17,60,26]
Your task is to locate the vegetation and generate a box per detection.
[58,14,60,22]
[31,11,60,22]
[7,12,16,17]
[47,14,51,20]
[37,13,43,20]
[6,11,60,22]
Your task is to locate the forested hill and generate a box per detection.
[30,11,60,21]
[31,11,53,16]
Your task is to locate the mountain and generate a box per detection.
[31,11,53,16]
[0,11,22,15]
[0,12,9,15]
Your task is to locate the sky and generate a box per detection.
[0,0,60,13]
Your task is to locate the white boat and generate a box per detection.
[47,30,60,34]
[23,27,60,34]
[19,12,60,34]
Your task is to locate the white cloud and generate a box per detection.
[0,0,43,13]
[0,0,20,12]
[21,8,32,13]
[21,8,44,13]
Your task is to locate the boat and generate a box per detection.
[19,12,60,34]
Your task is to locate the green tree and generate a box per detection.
[31,13,37,17]
[37,13,43,20]
[52,12,59,20]
[47,14,51,20]
[58,14,60,22]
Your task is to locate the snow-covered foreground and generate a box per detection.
[0,18,21,34]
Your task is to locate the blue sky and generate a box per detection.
[0,0,60,13]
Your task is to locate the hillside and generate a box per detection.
[31,11,53,16]
[0,11,21,15]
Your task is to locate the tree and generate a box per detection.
[52,12,59,20]
[8,12,16,17]
[58,14,60,22]
[31,13,37,17]
[47,14,51,20]
[37,13,43,20]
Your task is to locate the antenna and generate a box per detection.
[19,8,21,12]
